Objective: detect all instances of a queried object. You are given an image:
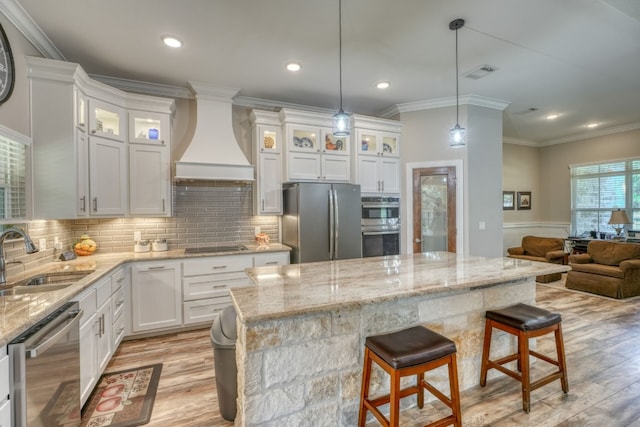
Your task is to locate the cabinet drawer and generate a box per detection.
[0,398,9,427]
[111,267,127,293]
[111,285,126,320]
[96,277,112,307]
[0,351,8,399]
[254,252,289,267]
[183,255,253,276]
[74,287,97,327]
[183,273,250,301]
[112,313,126,348]
[183,297,231,325]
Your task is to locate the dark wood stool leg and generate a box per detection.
[480,318,493,386]
[389,369,401,427]
[449,353,462,427]
[555,324,569,393]
[358,348,373,427]
[417,372,424,408]
[519,332,531,413]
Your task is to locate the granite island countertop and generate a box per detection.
[0,243,290,347]
[233,251,571,323]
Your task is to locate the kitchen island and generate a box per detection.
[232,252,569,426]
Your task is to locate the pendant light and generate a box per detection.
[332,0,350,136]
[448,18,466,148]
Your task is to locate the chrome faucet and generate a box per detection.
[0,227,39,285]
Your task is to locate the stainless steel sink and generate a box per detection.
[0,270,95,297]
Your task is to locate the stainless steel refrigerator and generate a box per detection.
[283,182,362,263]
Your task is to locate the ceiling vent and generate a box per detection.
[463,64,496,80]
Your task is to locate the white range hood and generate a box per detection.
[174,82,254,181]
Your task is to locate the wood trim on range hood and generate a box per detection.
[174,82,255,181]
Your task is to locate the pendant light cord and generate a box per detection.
[338,0,343,111]
[455,25,459,124]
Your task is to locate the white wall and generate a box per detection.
[0,15,42,135]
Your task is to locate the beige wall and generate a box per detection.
[0,15,42,135]
[539,128,640,222]
[503,144,540,222]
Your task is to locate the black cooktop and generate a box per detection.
[184,245,248,254]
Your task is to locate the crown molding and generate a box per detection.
[234,95,334,114]
[0,0,65,60]
[540,121,640,146]
[91,74,192,99]
[380,94,510,118]
[503,137,540,147]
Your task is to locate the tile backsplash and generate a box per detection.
[4,182,280,275]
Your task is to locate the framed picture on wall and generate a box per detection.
[517,191,532,210]
[503,191,515,210]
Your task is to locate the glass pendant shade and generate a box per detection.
[333,109,350,137]
[449,124,466,147]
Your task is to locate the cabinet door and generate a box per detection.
[288,152,321,181]
[131,262,182,332]
[89,135,126,215]
[380,133,400,157]
[88,98,125,141]
[257,152,282,214]
[321,155,350,181]
[358,157,380,193]
[257,125,281,154]
[357,130,379,155]
[129,110,170,145]
[76,129,90,217]
[287,125,320,153]
[380,157,400,193]
[96,298,112,373]
[129,145,170,215]
[320,128,350,156]
[75,88,87,132]
[79,312,98,405]
[253,252,290,267]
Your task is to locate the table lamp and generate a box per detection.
[608,209,631,237]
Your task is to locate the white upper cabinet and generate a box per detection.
[251,110,283,215]
[27,56,174,219]
[351,114,402,195]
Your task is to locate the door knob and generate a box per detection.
[415,238,422,243]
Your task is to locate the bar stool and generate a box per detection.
[358,326,462,427]
[479,303,569,413]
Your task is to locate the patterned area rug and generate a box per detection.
[81,364,163,427]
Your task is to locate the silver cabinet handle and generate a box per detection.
[101,313,105,336]
[381,181,384,192]
[212,265,227,269]
[212,284,227,289]
[162,198,166,212]
[80,196,86,212]
[265,261,279,265]
[91,129,96,134]
[93,197,98,212]
[147,266,166,270]
[262,199,265,211]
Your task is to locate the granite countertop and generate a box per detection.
[233,251,571,324]
[0,243,290,347]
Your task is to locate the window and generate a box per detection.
[0,125,31,223]
[570,159,639,236]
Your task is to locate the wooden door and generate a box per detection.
[412,167,457,253]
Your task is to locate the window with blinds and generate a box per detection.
[0,126,30,223]
[570,159,639,236]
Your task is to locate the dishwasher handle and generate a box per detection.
[25,309,84,359]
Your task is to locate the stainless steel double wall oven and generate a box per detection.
[361,196,400,257]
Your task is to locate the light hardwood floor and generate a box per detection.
[103,281,640,426]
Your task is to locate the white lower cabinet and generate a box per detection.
[75,275,112,405]
[253,252,290,267]
[182,256,253,325]
[0,348,10,426]
[131,261,182,332]
[110,267,129,349]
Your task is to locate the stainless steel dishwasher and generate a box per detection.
[9,301,83,427]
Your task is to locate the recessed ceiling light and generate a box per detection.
[376,81,390,89]
[286,62,302,72]
[162,35,183,48]
[586,122,599,128]
[545,114,559,120]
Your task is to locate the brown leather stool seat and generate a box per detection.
[480,303,569,413]
[358,326,462,427]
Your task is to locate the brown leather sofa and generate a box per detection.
[507,236,567,283]
[566,240,640,299]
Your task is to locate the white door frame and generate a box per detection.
[405,160,465,254]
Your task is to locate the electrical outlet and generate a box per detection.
[38,238,47,251]
[53,236,63,250]
[134,231,142,241]
[479,221,486,231]
[254,226,260,236]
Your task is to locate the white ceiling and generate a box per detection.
[11,0,640,144]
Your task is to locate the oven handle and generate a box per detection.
[362,203,400,208]
[25,309,84,359]
[362,231,400,236]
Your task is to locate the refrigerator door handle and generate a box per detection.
[329,188,335,260]
[333,188,339,260]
